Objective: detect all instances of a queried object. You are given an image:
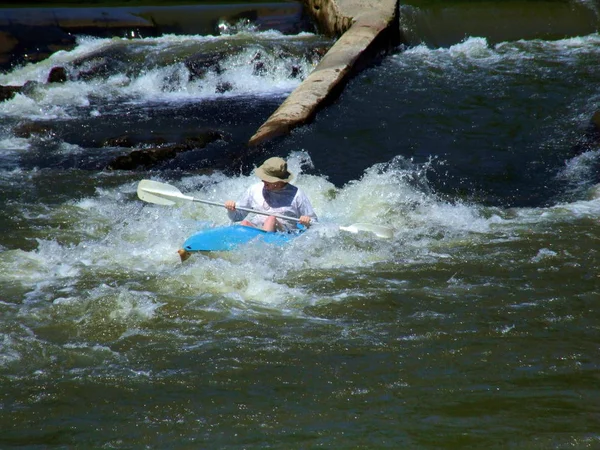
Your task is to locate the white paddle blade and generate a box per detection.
[137,188,176,206]
[137,180,187,206]
[339,223,394,239]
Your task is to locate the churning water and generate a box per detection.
[1,7,599,449]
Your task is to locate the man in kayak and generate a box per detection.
[224,156,318,232]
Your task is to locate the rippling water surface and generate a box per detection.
[1,5,599,449]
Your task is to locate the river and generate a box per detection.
[1,1,599,448]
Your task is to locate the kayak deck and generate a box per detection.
[182,224,302,253]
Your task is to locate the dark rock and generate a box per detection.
[107,146,177,170]
[146,136,170,147]
[215,81,233,93]
[0,85,22,102]
[13,121,55,138]
[253,61,266,76]
[0,69,66,103]
[106,130,224,170]
[70,45,142,81]
[102,135,136,148]
[184,52,231,80]
[73,55,127,81]
[182,132,225,147]
[183,47,252,81]
[21,81,42,96]
[48,66,68,83]
[0,81,43,103]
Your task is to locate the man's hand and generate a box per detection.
[224,200,236,211]
[299,215,311,227]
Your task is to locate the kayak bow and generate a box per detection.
[178,224,302,261]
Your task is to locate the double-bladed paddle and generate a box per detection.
[137,179,394,239]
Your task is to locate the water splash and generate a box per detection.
[0,32,327,121]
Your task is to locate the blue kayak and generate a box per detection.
[182,224,302,252]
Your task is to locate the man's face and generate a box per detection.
[263,180,286,191]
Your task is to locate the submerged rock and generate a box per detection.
[570,111,600,157]
[13,121,56,138]
[184,51,236,80]
[48,66,68,83]
[0,85,22,102]
[215,81,233,94]
[0,67,66,103]
[102,135,136,148]
[71,47,137,81]
[106,131,225,170]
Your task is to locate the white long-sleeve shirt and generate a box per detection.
[227,182,318,231]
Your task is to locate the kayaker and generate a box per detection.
[224,156,318,232]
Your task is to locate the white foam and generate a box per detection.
[558,149,600,189]
[0,137,30,151]
[2,149,599,315]
[0,32,322,120]
[397,34,600,71]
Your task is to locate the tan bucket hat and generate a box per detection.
[255,157,293,183]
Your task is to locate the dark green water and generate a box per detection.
[1,1,600,448]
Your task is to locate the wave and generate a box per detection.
[0,32,329,120]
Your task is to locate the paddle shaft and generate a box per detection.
[148,188,303,223]
[195,198,302,223]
